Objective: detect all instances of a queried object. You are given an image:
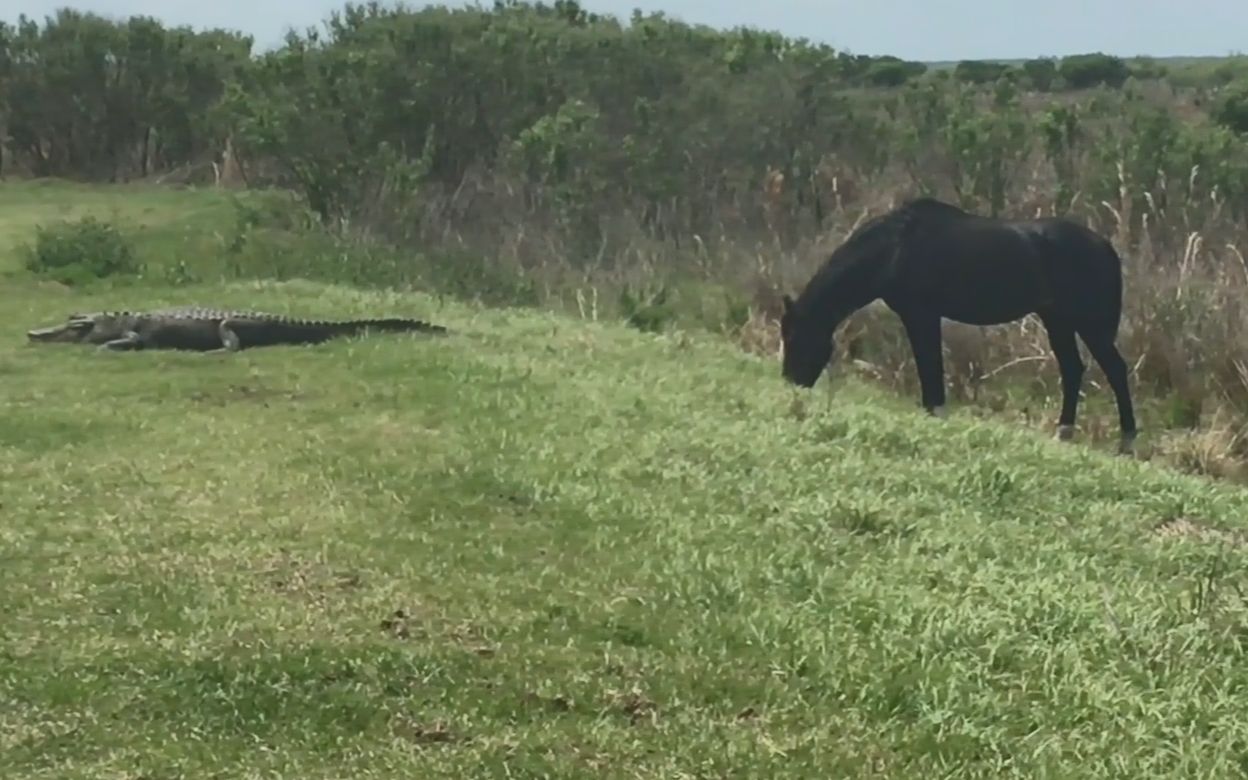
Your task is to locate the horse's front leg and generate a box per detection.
[898,310,946,416]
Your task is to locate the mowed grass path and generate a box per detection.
[3,185,1248,777]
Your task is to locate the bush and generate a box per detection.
[954,60,1013,85]
[863,57,927,87]
[1128,56,1168,81]
[1059,53,1130,89]
[1212,82,1248,134]
[1021,58,1058,91]
[22,216,142,285]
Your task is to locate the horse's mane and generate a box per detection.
[795,198,968,312]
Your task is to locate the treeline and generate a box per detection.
[0,8,251,180]
[5,1,1248,263]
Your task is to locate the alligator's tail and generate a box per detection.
[339,317,449,336]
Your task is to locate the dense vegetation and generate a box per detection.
[6,2,1248,473]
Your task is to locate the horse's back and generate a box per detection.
[889,208,1122,325]
[948,211,1121,281]
[1009,217,1122,290]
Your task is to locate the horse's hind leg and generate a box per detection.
[898,310,947,416]
[1079,329,1138,455]
[1039,315,1085,442]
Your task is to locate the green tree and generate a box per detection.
[1059,52,1130,89]
[1212,82,1248,134]
[953,60,1012,85]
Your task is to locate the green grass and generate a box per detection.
[4,181,1248,777]
[0,180,247,274]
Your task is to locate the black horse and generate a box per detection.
[779,197,1137,454]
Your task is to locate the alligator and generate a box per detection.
[27,306,448,352]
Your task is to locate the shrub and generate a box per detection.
[1128,56,1168,81]
[22,216,141,285]
[1021,58,1058,91]
[864,57,926,87]
[1212,82,1248,134]
[1059,53,1130,89]
[954,60,1013,85]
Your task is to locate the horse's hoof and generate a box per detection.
[929,405,947,419]
[1117,434,1138,457]
[1056,424,1075,441]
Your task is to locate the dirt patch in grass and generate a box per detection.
[604,685,659,726]
[190,382,308,406]
[391,717,466,747]
[1152,516,1248,547]
[256,550,364,602]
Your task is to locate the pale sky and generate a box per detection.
[6,0,1247,61]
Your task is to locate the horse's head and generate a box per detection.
[779,294,834,388]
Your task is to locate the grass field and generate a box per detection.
[4,181,1248,778]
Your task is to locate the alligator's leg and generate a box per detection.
[217,320,243,352]
[99,331,144,351]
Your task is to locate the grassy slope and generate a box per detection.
[3,181,1248,778]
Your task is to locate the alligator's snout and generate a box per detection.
[27,320,92,343]
[27,325,67,341]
